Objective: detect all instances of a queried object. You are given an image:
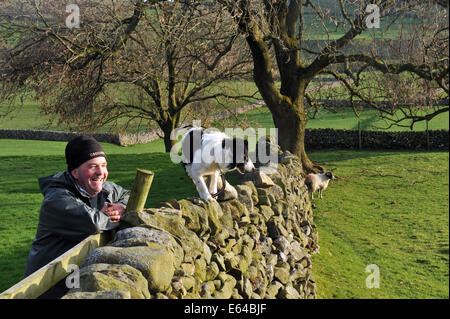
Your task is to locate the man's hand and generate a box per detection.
[101,203,125,223]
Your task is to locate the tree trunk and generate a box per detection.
[358,118,362,150]
[267,93,319,173]
[163,128,175,153]
[160,111,181,153]
[243,21,319,173]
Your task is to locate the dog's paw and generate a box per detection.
[199,192,216,202]
[203,195,217,202]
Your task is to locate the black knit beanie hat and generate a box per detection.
[65,135,106,172]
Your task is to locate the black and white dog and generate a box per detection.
[181,127,255,201]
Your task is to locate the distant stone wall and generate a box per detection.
[2,109,448,151]
[62,150,319,299]
[2,127,448,151]
[0,129,121,145]
[305,128,449,151]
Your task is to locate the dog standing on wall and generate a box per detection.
[304,172,336,199]
[181,127,255,201]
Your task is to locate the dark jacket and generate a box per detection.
[24,170,130,277]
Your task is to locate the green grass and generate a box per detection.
[309,150,449,299]
[0,139,448,299]
[216,106,449,132]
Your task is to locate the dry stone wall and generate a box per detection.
[2,127,448,150]
[62,150,319,299]
[305,128,449,151]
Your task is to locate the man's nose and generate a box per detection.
[96,166,106,175]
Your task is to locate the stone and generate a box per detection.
[290,241,308,262]
[177,199,205,233]
[279,285,301,299]
[82,245,175,293]
[121,209,204,263]
[111,226,184,267]
[269,184,285,202]
[256,236,272,255]
[219,206,236,236]
[273,266,290,285]
[241,247,252,270]
[251,292,262,299]
[212,253,226,272]
[232,288,243,299]
[267,216,290,239]
[224,199,249,221]
[246,224,261,242]
[257,188,272,206]
[242,234,255,251]
[235,184,254,213]
[155,292,169,299]
[205,262,220,281]
[266,282,283,298]
[202,242,213,264]
[213,273,237,299]
[200,200,223,236]
[200,281,214,298]
[259,205,275,222]
[76,263,150,299]
[194,258,207,282]
[253,171,275,187]
[273,236,291,255]
[243,277,253,298]
[62,290,131,299]
[181,263,195,276]
[244,181,259,205]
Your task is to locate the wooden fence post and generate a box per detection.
[126,169,154,212]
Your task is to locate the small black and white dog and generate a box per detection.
[181,127,255,201]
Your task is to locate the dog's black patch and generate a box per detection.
[182,128,203,164]
[222,137,249,173]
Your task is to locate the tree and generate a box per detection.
[217,0,448,172]
[325,1,448,132]
[0,0,253,151]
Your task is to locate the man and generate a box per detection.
[24,135,130,298]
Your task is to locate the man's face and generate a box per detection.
[71,157,108,197]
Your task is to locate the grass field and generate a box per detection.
[0,137,448,298]
[215,105,450,132]
[308,150,449,299]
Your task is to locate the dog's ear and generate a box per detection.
[222,139,226,149]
